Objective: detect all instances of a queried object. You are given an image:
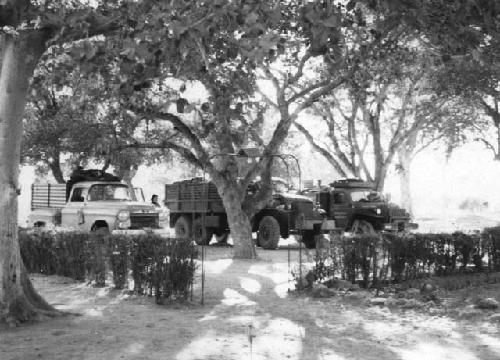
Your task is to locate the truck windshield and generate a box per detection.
[88,184,131,201]
[351,190,383,202]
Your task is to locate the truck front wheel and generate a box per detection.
[257,216,280,250]
[192,217,214,245]
[175,215,192,239]
[301,230,316,249]
[351,219,375,235]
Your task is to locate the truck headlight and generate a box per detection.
[117,210,130,221]
[376,208,381,215]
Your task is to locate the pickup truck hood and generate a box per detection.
[278,192,313,203]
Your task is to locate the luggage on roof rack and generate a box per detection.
[330,179,375,189]
[69,169,121,183]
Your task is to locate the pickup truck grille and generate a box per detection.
[130,213,159,229]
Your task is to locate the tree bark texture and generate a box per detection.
[217,183,257,259]
[397,149,413,215]
[397,132,417,215]
[0,32,57,325]
[49,150,65,183]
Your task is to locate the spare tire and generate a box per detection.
[257,216,280,250]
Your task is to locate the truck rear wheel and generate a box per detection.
[301,230,316,249]
[257,216,280,250]
[351,219,375,235]
[192,217,214,245]
[175,215,192,239]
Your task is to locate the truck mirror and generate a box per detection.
[385,193,391,202]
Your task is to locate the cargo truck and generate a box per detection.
[164,177,336,249]
[302,179,418,234]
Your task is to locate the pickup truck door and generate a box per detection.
[330,190,351,228]
[61,187,87,229]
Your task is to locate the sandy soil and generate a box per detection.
[1,244,500,360]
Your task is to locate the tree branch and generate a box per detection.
[294,121,348,177]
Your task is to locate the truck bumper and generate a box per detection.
[383,221,418,231]
[111,228,171,237]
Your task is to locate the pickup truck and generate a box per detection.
[29,170,163,234]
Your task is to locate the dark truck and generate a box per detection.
[164,178,336,249]
[29,169,162,234]
[304,179,417,235]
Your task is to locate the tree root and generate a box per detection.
[1,264,63,327]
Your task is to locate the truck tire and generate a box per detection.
[91,223,109,234]
[192,217,214,245]
[175,215,192,239]
[301,230,316,249]
[351,219,375,235]
[257,216,280,250]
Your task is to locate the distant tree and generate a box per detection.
[295,13,439,192]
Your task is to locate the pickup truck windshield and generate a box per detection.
[88,184,131,201]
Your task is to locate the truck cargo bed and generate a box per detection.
[165,179,225,213]
[31,183,67,210]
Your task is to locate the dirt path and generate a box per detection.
[1,246,500,360]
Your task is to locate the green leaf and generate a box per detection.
[245,12,259,25]
[322,14,339,28]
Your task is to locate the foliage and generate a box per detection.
[296,228,500,289]
[19,230,197,302]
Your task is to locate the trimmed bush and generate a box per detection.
[298,228,500,289]
[20,230,197,303]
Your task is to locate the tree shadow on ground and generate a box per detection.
[1,248,500,360]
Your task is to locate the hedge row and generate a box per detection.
[309,227,500,288]
[20,230,197,303]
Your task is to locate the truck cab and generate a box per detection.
[309,179,417,234]
[29,170,162,234]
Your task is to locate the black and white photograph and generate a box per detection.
[1,1,500,359]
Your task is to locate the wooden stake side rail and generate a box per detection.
[31,183,67,210]
[165,180,224,213]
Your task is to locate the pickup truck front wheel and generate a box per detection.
[91,224,109,235]
[257,216,280,250]
[175,215,192,239]
[192,217,214,245]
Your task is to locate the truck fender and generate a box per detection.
[91,220,109,232]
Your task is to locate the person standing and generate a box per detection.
[151,194,161,208]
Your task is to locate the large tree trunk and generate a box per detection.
[397,133,417,215]
[0,32,58,325]
[397,149,413,215]
[48,150,65,183]
[219,185,256,259]
[496,122,500,161]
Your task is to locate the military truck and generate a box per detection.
[164,177,336,249]
[29,169,163,234]
[307,179,417,234]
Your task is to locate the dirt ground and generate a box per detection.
[1,243,500,360]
